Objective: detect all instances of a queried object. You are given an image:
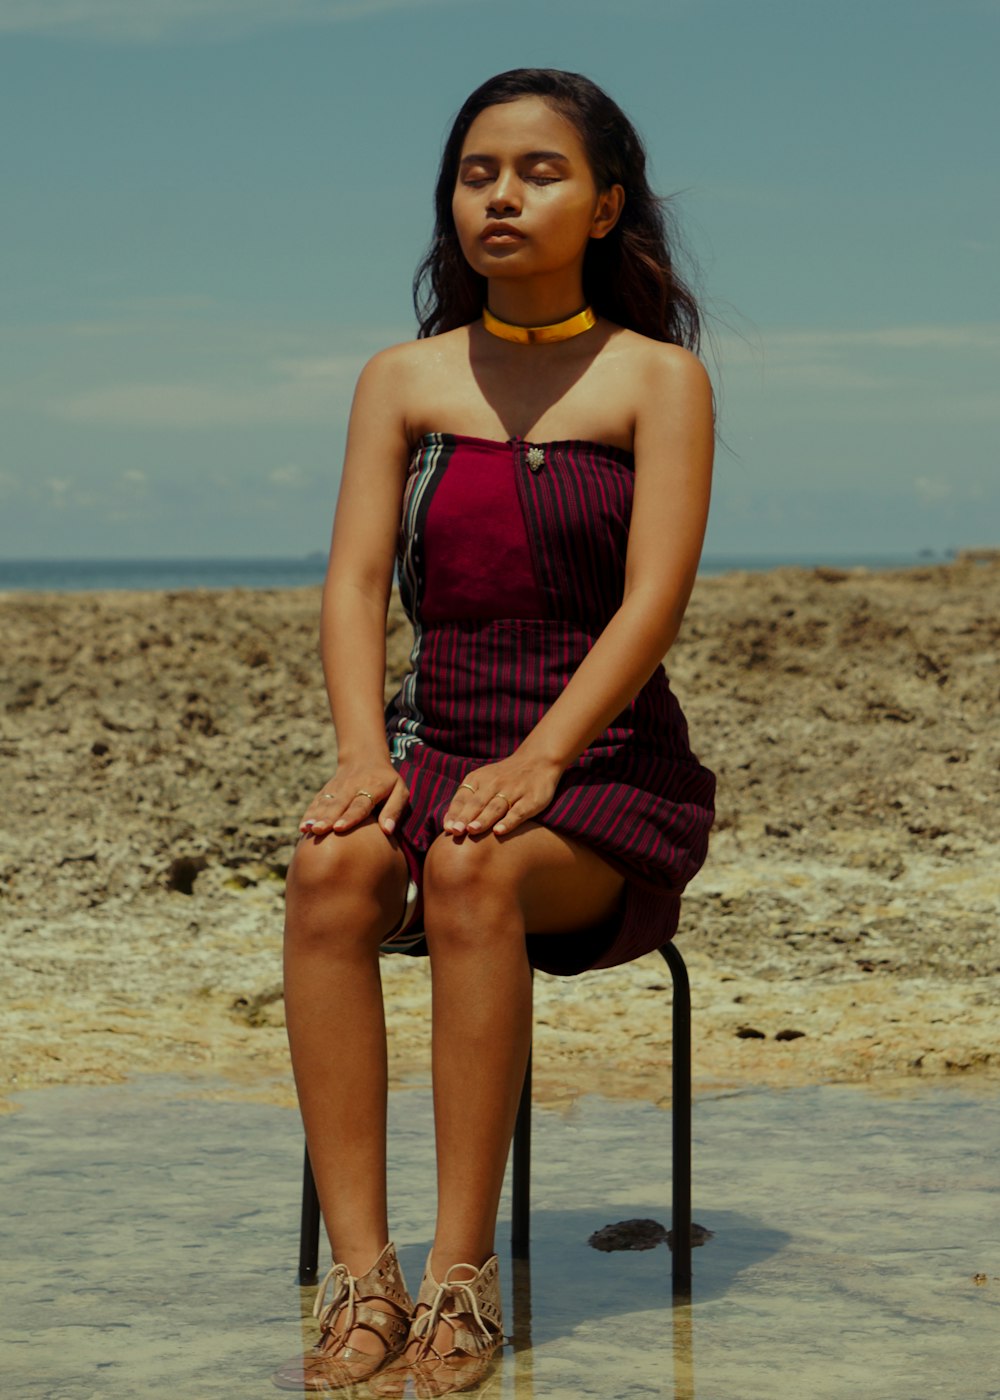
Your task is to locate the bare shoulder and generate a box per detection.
[354,329,469,425]
[355,336,420,388]
[360,328,468,377]
[613,332,714,485]
[610,328,712,403]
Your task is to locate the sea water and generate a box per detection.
[0,551,943,594]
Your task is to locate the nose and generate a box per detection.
[487,168,521,217]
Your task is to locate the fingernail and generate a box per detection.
[469,821,481,831]
[382,818,395,833]
[495,823,506,833]
[333,819,345,829]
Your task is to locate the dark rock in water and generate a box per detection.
[588,1219,668,1251]
[735,1025,767,1039]
[775,1028,806,1041]
[588,1219,715,1252]
[668,1222,715,1250]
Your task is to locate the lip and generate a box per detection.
[481,222,526,243]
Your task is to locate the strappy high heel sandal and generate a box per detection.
[369,1252,504,1399]
[271,1241,413,1392]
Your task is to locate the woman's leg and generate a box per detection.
[421,823,625,1278]
[283,818,410,1281]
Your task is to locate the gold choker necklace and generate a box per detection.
[482,304,597,345]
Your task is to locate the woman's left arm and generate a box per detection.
[443,344,714,836]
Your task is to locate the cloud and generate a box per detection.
[49,352,364,427]
[46,477,74,507]
[913,476,952,505]
[715,321,1000,408]
[268,463,312,486]
[723,322,1000,362]
[0,0,460,42]
[772,324,1000,353]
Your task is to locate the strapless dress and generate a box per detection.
[381,431,715,976]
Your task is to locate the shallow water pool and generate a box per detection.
[1,1076,997,1399]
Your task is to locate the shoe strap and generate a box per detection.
[313,1243,412,1343]
[314,1262,355,1335]
[332,1303,410,1356]
[411,1256,502,1359]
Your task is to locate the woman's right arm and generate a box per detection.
[298,347,414,839]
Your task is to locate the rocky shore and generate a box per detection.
[2,559,997,1111]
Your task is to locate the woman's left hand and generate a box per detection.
[443,753,563,836]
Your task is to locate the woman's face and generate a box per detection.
[451,96,622,282]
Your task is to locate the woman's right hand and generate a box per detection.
[298,760,409,838]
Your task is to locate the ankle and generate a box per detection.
[329,1238,393,1279]
[429,1246,495,1281]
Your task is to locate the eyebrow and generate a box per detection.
[459,150,570,165]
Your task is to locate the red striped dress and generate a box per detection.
[381,431,715,976]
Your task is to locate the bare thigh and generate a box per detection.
[425,819,625,934]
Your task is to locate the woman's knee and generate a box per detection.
[422,836,523,950]
[284,828,408,952]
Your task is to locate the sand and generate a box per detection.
[1,559,997,1112]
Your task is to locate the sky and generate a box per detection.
[1,0,997,560]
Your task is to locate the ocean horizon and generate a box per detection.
[0,551,950,594]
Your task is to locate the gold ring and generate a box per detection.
[494,792,512,810]
[355,789,374,804]
[458,782,477,794]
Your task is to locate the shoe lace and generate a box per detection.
[313,1261,357,1341]
[411,1265,493,1359]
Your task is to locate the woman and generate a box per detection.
[274,67,715,1397]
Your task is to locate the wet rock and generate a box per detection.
[736,1026,767,1039]
[587,1219,715,1252]
[588,1218,668,1251]
[667,1222,715,1251]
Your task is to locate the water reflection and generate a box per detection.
[289,1253,689,1398]
[510,1256,535,1396]
[671,1297,695,1400]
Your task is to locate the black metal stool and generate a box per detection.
[297,940,692,1289]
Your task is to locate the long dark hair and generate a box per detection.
[413,68,702,349]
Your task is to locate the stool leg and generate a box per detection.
[298,1142,321,1284]
[661,943,692,1290]
[511,1048,532,1257]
